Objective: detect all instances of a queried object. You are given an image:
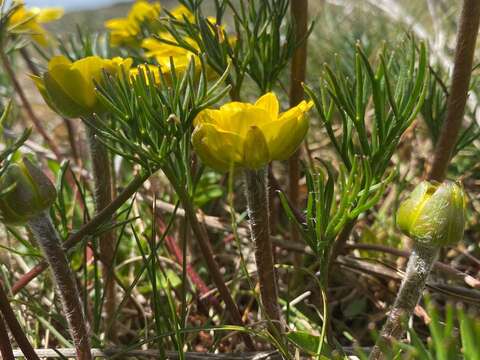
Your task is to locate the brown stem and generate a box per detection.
[244,167,283,335]
[369,244,439,360]
[288,0,309,247]
[0,281,39,360]
[11,171,150,294]
[428,0,480,182]
[0,50,61,158]
[85,125,116,341]
[0,312,15,360]
[27,212,91,360]
[173,179,255,350]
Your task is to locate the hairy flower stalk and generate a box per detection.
[27,212,92,360]
[192,92,312,341]
[0,158,91,360]
[85,123,117,340]
[370,180,466,359]
[244,167,283,334]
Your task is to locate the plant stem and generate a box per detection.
[0,49,61,158]
[85,125,117,341]
[369,243,439,360]
[171,176,255,350]
[11,172,150,295]
[244,167,283,335]
[27,212,91,360]
[0,281,39,360]
[428,0,480,182]
[0,312,15,360]
[288,0,309,248]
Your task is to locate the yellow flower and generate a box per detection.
[32,55,132,118]
[8,1,63,46]
[105,0,162,47]
[192,92,313,171]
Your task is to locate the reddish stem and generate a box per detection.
[158,218,221,311]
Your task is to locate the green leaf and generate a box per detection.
[287,330,332,357]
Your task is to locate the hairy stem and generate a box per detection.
[170,176,255,350]
[0,311,15,360]
[11,172,150,294]
[0,50,61,158]
[428,0,480,182]
[27,212,91,360]
[244,167,283,335]
[0,281,39,360]
[288,0,309,247]
[369,244,439,360]
[85,125,117,341]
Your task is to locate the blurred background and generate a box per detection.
[24,0,129,11]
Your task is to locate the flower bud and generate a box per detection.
[0,158,56,225]
[396,180,466,247]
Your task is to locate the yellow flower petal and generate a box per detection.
[170,5,195,22]
[243,126,270,169]
[261,100,312,160]
[43,69,91,117]
[192,123,243,171]
[194,109,224,127]
[255,92,279,120]
[34,7,64,23]
[48,55,71,71]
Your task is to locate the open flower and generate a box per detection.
[192,92,313,171]
[8,1,63,46]
[105,0,162,47]
[397,180,466,246]
[32,55,132,118]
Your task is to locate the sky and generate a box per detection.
[23,0,128,11]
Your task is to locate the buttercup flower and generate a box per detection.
[0,158,56,225]
[105,0,162,47]
[32,55,132,118]
[8,1,63,46]
[192,92,313,171]
[397,180,466,246]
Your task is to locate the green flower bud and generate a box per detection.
[397,180,466,247]
[0,158,56,225]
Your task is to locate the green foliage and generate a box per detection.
[93,57,230,175]
[163,0,307,96]
[305,39,428,177]
[421,66,480,156]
